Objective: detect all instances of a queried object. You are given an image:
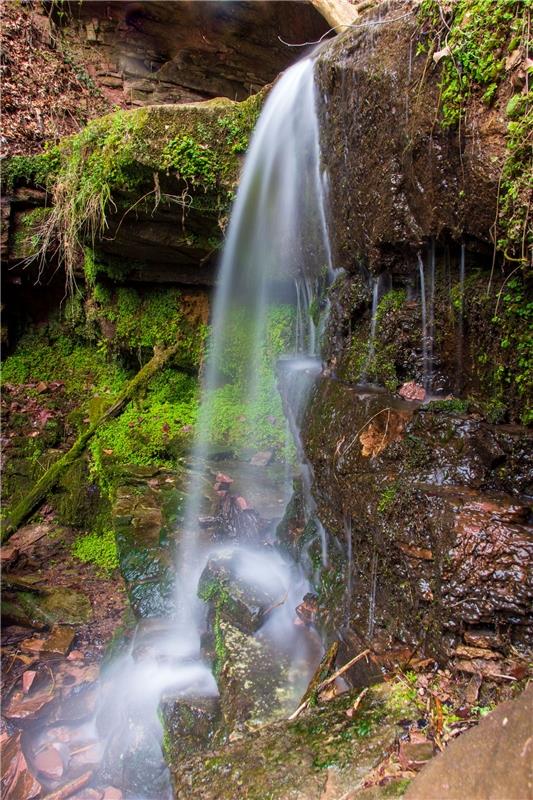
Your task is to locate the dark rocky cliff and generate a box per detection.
[294,2,532,665]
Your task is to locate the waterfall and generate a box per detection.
[456,243,466,388]
[175,54,332,643]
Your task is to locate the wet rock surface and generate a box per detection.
[316,2,505,273]
[198,550,280,634]
[112,467,183,619]
[302,377,533,656]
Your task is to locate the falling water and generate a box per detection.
[456,243,466,388]
[427,239,436,390]
[344,513,353,623]
[417,252,429,390]
[367,546,378,639]
[361,276,380,382]
[176,54,333,637]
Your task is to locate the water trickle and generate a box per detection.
[344,513,353,623]
[361,276,381,382]
[456,243,466,388]
[417,252,429,390]
[367,546,378,639]
[427,239,436,390]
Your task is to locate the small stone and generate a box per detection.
[463,629,503,651]
[465,672,483,705]
[1,545,18,563]
[67,650,85,661]
[71,790,104,800]
[455,645,500,660]
[22,671,37,694]
[398,381,426,402]
[1,732,42,799]
[34,744,64,780]
[250,451,273,466]
[43,625,76,656]
[103,788,123,800]
[295,593,318,626]
[215,472,234,486]
[399,740,435,770]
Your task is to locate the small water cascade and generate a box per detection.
[361,275,381,382]
[417,252,429,390]
[456,243,466,388]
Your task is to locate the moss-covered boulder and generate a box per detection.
[171,681,418,799]
[4,93,264,285]
[198,550,279,635]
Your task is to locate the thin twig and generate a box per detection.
[277,10,413,48]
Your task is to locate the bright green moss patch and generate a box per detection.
[88,369,198,482]
[87,284,208,366]
[4,93,264,287]
[203,305,295,454]
[72,528,119,574]
[419,0,531,264]
[1,326,128,396]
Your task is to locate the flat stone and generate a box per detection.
[406,684,533,800]
[198,550,278,634]
[43,624,76,656]
[34,744,65,780]
[16,587,92,626]
[22,670,37,694]
[454,644,500,660]
[399,740,435,770]
[8,522,50,551]
[71,790,104,800]
[463,629,504,650]
[250,451,273,466]
[3,685,56,723]
[103,788,123,800]
[1,732,42,799]
[398,382,426,401]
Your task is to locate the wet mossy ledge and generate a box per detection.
[3,91,264,282]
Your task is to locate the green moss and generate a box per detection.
[11,207,52,261]
[88,369,198,491]
[427,398,470,413]
[71,528,119,574]
[10,93,263,284]
[377,484,398,513]
[1,326,128,396]
[203,305,295,455]
[2,149,61,192]
[419,0,530,263]
[89,285,207,364]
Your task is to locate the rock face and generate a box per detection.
[296,1,532,663]
[54,1,330,107]
[302,378,533,658]
[405,684,533,800]
[112,467,184,618]
[315,3,505,273]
